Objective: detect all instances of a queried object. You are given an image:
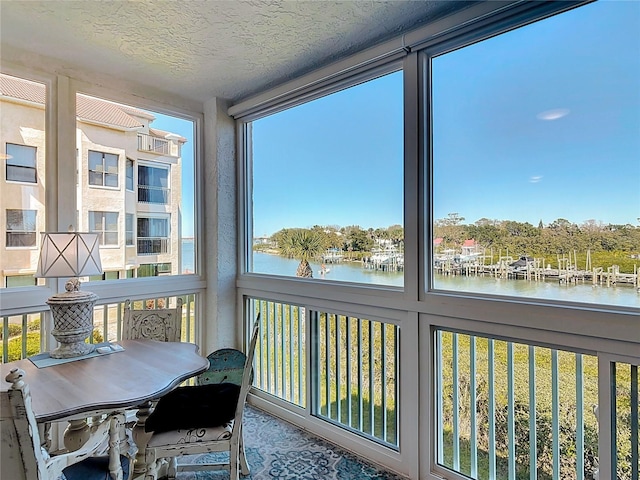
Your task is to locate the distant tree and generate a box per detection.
[279,228,327,278]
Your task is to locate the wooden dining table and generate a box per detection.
[1,339,209,478]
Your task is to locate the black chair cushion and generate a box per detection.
[145,383,241,433]
[62,454,130,480]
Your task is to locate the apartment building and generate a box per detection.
[1,74,186,287]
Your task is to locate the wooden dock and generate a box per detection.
[434,258,639,287]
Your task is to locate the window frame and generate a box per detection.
[5,143,37,183]
[88,210,119,247]
[126,158,134,191]
[137,161,170,205]
[5,209,37,248]
[137,214,170,255]
[88,149,119,188]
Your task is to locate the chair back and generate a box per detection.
[1,369,127,480]
[1,369,46,479]
[232,315,261,434]
[123,298,183,342]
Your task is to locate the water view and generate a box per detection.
[253,252,639,307]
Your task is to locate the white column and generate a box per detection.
[203,97,237,352]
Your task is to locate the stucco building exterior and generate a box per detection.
[1,74,186,287]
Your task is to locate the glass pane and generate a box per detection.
[431,2,640,307]
[250,71,404,286]
[6,143,36,168]
[77,93,196,277]
[1,73,46,289]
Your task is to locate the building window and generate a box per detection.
[138,262,172,277]
[138,164,169,204]
[6,209,37,247]
[88,150,118,187]
[5,274,37,288]
[6,144,37,183]
[126,159,134,191]
[137,216,169,255]
[430,0,639,308]
[125,213,135,246]
[248,71,404,286]
[89,211,119,246]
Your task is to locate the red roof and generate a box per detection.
[0,73,163,132]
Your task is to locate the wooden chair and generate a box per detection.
[1,368,132,480]
[122,298,183,342]
[142,316,261,480]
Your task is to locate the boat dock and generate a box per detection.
[434,256,639,287]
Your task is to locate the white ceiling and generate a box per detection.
[0,0,473,105]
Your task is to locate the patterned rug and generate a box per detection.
[174,405,405,480]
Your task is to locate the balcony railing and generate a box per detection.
[137,133,169,154]
[436,330,639,480]
[250,297,399,448]
[137,237,169,255]
[137,185,170,204]
[0,294,196,363]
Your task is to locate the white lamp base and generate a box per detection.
[47,289,98,359]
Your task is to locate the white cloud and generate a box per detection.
[536,108,570,121]
[530,175,543,183]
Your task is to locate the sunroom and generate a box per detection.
[1,1,638,479]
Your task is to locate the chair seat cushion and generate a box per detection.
[148,421,234,447]
[145,383,240,433]
[61,454,130,480]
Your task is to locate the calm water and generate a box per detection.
[252,252,639,308]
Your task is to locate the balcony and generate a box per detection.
[137,237,169,255]
[137,184,170,204]
[137,133,169,155]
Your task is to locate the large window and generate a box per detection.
[137,216,169,255]
[6,143,37,183]
[5,209,37,247]
[431,1,639,307]
[89,211,118,246]
[138,164,169,204]
[88,150,119,187]
[76,93,195,277]
[249,71,404,286]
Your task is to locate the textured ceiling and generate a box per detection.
[0,0,473,104]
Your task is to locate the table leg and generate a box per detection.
[64,419,91,452]
[132,401,155,477]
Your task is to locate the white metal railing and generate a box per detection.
[137,184,170,204]
[1,295,197,362]
[137,237,169,255]
[436,330,639,480]
[1,312,46,363]
[137,133,169,154]
[249,297,399,447]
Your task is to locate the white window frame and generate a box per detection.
[125,213,135,246]
[5,208,37,248]
[89,210,119,247]
[233,2,638,479]
[88,149,119,188]
[137,161,170,205]
[137,214,170,255]
[6,143,37,183]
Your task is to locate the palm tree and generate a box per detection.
[279,228,327,278]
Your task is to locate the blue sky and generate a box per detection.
[251,1,639,237]
[149,113,195,237]
[154,1,639,239]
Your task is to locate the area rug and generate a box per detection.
[175,405,406,480]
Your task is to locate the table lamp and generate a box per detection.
[35,232,103,359]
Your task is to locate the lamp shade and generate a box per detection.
[35,232,103,278]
